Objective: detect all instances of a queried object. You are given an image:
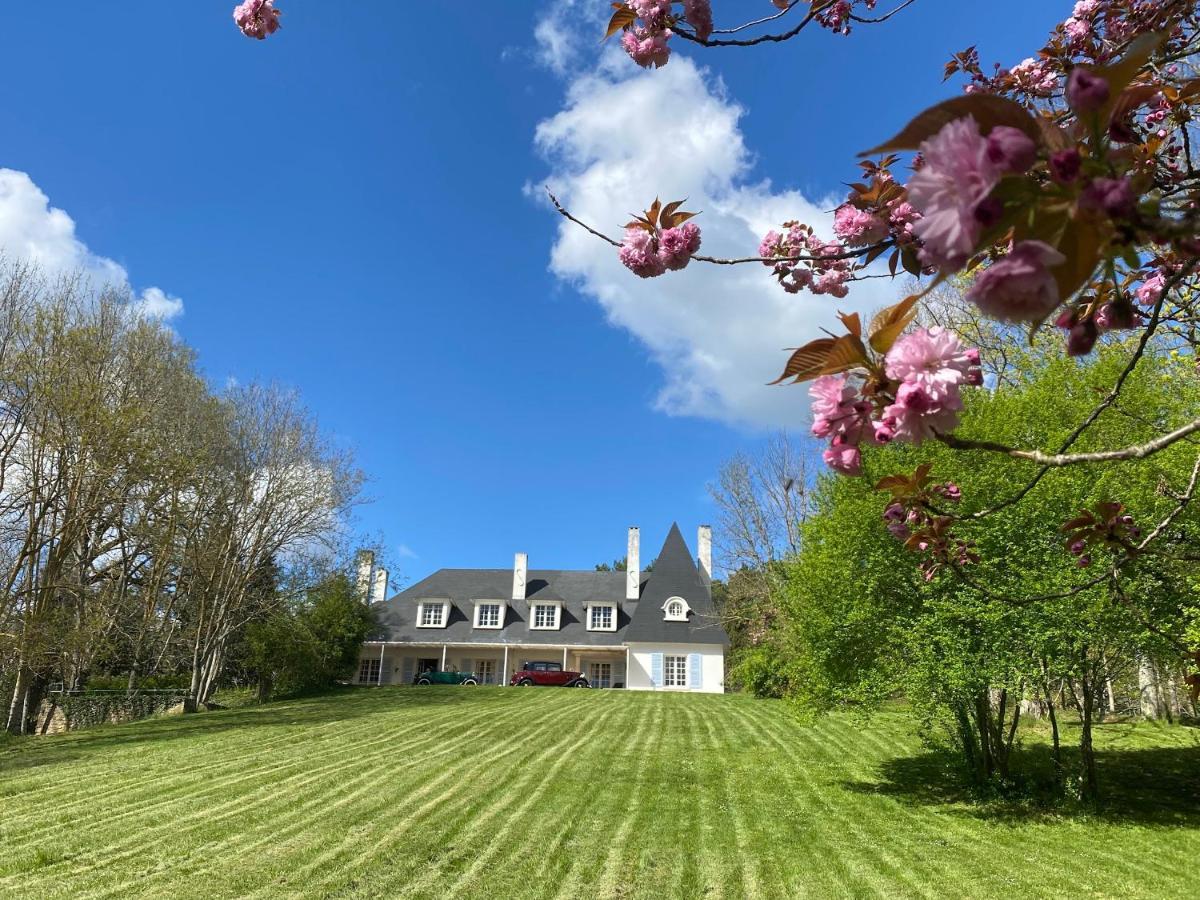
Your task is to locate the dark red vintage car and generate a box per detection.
[509,660,589,688]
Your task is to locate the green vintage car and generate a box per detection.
[413,669,479,686]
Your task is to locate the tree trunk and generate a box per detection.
[1139,656,1166,719]
[6,662,32,735]
[1080,674,1099,802]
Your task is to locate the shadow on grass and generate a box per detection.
[842,739,1200,827]
[0,686,488,774]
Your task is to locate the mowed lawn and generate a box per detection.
[1,689,1198,899]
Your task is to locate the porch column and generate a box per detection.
[441,644,447,670]
[562,646,567,669]
[502,646,509,686]
[378,643,385,685]
[625,646,630,688]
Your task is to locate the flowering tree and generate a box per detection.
[232,3,1200,681]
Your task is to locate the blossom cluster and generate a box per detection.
[813,0,879,36]
[233,0,280,40]
[808,327,982,476]
[882,483,978,581]
[618,222,702,277]
[1062,501,1141,568]
[758,223,854,297]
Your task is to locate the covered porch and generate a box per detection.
[358,642,628,688]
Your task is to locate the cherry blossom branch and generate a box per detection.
[939,416,1200,466]
[953,264,1195,519]
[545,189,883,264]
[708,1,802,35]
[674,2,829,47]
[849,0,920,25]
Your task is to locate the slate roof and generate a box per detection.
[372,523,729,648]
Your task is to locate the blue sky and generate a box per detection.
[0,1,1065,582]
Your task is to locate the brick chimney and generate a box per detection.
[626,526,640,600]
[512,552,527,601]
[697,525,712,589]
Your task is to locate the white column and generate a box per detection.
[562,646,568,669]
[625,646,630,689]
[378,642,385,685]
[441,644,447,671]
[502,646,509,686]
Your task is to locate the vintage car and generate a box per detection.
[414,669,479,686]
[509,661,589,688]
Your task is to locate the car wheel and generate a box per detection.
[518,679,534,687]
[573,679,590,688]
[462,678,478,686]
[416,677,431,685]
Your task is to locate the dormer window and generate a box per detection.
[473,601,506,629]
[530,600,562,630]
[663,597,691,622]
[585,602,616,632]
[417,600,450,628]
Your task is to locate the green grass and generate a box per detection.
[0,688,1197,899]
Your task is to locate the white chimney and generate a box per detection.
[512,552,527,601]
[355,550,375,604]
[372,567,389,604]
[626,526,640,600]
[697,525,712,589]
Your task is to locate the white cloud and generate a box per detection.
[396,543,419,560]
[535,53,898,429]
[131,286,185,321]
[0,168,183,321]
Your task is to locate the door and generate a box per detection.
[589,662,612,689]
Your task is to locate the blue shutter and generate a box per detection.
[688,653,702,690]
[402,658,415,684]
[651,653,664,688]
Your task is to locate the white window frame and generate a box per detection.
[589,662,612,689]
[473,600,506,630]
[529,600,562,630]
[662,596,691,622]
[663,655,688,688]
[416,600,450,629]
[358,657,381,684]
[476,659,497,685]
[585,602,617,632]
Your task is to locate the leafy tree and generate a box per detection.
[780,343,1200,799]
[241,573,375,702]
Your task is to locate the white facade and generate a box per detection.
[625,642,725,694]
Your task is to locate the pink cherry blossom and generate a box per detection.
[823,442,863,476]
[618,228,667,278]
[984,126,1037,173]
[1134,271,1166,306]
[907,117,1002,271]
[885,327,979,395]
[882,381,964,445]
[965,240,1066,323]
[622,27,671,69]
[1066,68,1110,113]
[657,223,702,270]
[1008,57,1059,97]
[833,204,888,246]
[233,0,280,40]
[683,0,713,42]
[810,375,873,444]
